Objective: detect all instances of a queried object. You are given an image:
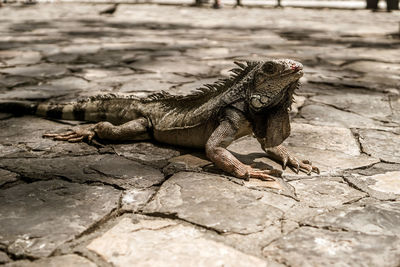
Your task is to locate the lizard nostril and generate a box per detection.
[291,64,302,71]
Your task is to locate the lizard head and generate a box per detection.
[246,59,303,148]
[248,59,303,111]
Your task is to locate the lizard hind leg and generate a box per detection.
[43,117,151,143]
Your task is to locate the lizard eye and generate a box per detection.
[262,62,276,75]
[250,95,263,109]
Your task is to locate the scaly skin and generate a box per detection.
[1,59,319,189]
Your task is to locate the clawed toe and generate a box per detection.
[297,160,319,175]
[43,128,94,143]
[248,167,283,181]
[266,145,320,176]
[68,136,84,142]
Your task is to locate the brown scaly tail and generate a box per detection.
[0,100,39,116]
[0,95,143,124]
[0,99,83,120]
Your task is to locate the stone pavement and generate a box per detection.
[0,3,400,266]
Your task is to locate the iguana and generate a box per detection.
[0,59,319,188]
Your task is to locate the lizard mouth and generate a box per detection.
[281,68,303,77]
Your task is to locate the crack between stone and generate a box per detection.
[341,175,370,196]
[0,166,128,191]
[298,222,350,233]
[309,100,395,126]
[380,158,400,164]
[142,211,267,236]
[73,208,121,241]
[142,211,224,234]
[342,195,367,205]
[261,223,300,259]
[73,251,112,267]
[0,245,37,261]
[350,128,369,156]
[0,151,100,160]
[116,152,170,170]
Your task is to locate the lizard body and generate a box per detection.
[0,59,319,186]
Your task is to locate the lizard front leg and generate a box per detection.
[43,117,151,143]
[261,143,320,175]
[206,118,282,181]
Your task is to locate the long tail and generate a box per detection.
[0,96,142,124]
[0,100,38,116]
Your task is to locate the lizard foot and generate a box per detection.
[43,126,95,143]
[267,145,320,175]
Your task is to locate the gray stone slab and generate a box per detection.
[81,67,134,81]
[61,44,102,55]
[0,64,69,78]
[0,169,18,187]
[46,76,90,90]
[288,177,366,208]
[288,123,360,156]
[219,224,283,258]
[349,162,400,177]
[0,75,37,89]
[0,50,42,66]
[163,153,211,175]
[344,171,400,200]
[121,187,157,212]
[304,201,400,236]
[87,216,267,267]
[0,85,75,100]
[0,180,120,258]
[5,254,96,267]
[0,117,98,158]
[344,61,400,76]
[119,78,172,93]
[263,227,400,267]
[358,129,400,163]
[0,154,164,189]
[144,172,296,234]
[300,104,386,130]
[113,142,181,168]
[0,251,10,264]
[310,92,392,121]
[46,53,79,64]
[131,59,212,76]
[389,95,400,124]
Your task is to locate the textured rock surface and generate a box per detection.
[87,217,267,267]
[143,172,292,234]
[0,180,120,258]
[304,201,400,236]
[113,142,181,168]
[1,3,400,265]
[358,129,400,163]
[288,177,366,208]
[0,251,10,264]
[0,154,164,189]
[263,227,400,267]
[0,169,18,187]
[5,255,97,267]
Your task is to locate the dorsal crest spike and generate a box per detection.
[234,61,246,69]
[141,60,257,104]
[246,61,261,68]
